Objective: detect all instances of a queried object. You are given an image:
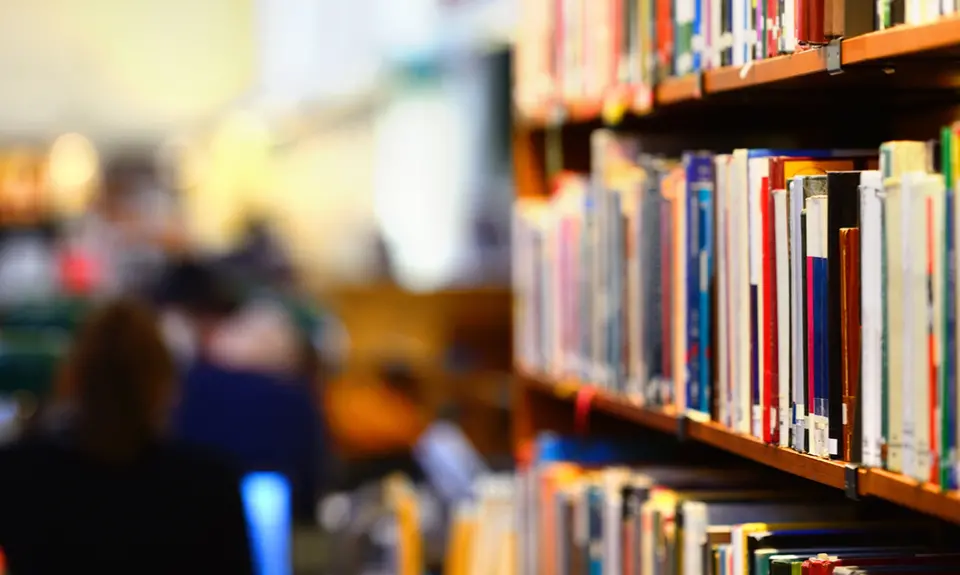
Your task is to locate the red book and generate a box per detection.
[768,0,779,57]
[610,0,622,92]
[810,553,960,575]
[656,0,674,78]
[761,176,776,444]
[798,0,826,45]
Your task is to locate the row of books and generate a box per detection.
[511,434,959,575]
[512,130,960,488]
[514,0,955,117]
[445,475,516,575]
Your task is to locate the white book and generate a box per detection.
[732,0,746,66]
[899,173,923,480]
[885,176,905,473]
[732,150,752,434]
[859,171,884,468]
[710,0,723,68]
[772,189,791,447]
[675,0,696,74]
[748,156,769,439]
[673,177,689,409]
[943,0,956,19]
[782,0,797,52]
[789,176,808,452]
[716,155,732,428]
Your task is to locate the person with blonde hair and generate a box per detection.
[0,298,253,574]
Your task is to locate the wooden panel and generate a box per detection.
[843,15,960,64]
[705,49,825,93]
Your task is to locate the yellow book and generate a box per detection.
[445,503,478,575]
[385,475,422,575]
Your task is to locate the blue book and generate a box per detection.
[684,152,702,414]
[684,152,714,416]
[534,433,675,465]
[816,250,829,456]
[587,485,604,575]
[698,164,715,417]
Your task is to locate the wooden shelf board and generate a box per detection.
[566,99,603,123]
[656,75,703,105]
[861,469,960,524]
[705,49,825,93]
[519,374,960,523]
[522,374,677,434]
[842,15,960,65]
[686,419,848,489]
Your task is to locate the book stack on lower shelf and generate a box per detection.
[500,433,960,575]
[512,127,960,520]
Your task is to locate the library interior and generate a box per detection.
[2,0,960,573]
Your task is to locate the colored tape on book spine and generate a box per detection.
[574,386,599,435]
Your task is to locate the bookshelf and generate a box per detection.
[510,7,960,534]
[517,15,960,127]
[515,372,960,523]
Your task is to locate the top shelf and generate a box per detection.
[521,16,960,128]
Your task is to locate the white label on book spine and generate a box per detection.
[752,405,762,438]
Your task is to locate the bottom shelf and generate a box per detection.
[516,373,960,524]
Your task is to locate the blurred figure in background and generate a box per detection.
[63,156,186,298]
[160,257,331,522]
[0,298,252,574]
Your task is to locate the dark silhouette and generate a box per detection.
[0,299,253,574]
[156,258,328,521]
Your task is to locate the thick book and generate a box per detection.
[826,171,863,460]
[840,227,862,462]
[762,176,779,444]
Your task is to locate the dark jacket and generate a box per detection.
[174,361,325,520]
[0,436,253,574]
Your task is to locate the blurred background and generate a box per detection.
[0,0,519,571]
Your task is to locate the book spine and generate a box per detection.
[699,161,715,417]
[685,153,703,413]
[762,176,776,443]
[946,185,958,488]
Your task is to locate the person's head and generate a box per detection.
[154,258,241,350]
[57,298,177,460]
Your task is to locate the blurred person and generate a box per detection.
[159,258,330,522]
[64,157,187,298]
[325,362,486,504]
[0,298,253,574]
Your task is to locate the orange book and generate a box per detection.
[840,228,861,462]
[444,504,477,575]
